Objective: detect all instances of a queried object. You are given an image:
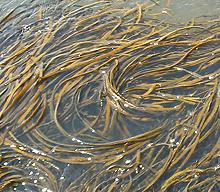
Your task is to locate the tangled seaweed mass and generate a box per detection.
[0,0,219,191]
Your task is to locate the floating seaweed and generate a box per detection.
[0,0,219,191]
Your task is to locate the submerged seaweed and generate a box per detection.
[0,0,219,191]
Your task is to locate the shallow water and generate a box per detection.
[0,0,220,192]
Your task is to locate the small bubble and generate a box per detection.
[39,176,44,180]
[214,165,219,170]
[19,146,25,150]
[124,103,129,107]
[29,171,33,175]
[34,180,38,183]
[32,149,40,154]
[22,182,26,186]
[139,165,144,170]
[170,138,175,143]
[187,111,192,116]
[208,76,214,80]
[184,128,188,132]
[147,143,153,147]
[42,188,47,192]
[10,144,16,148]
[118,168,124,173]
[125,160,131,164]
[60,176,65,180]
[115,178,119,183]
[87,157,92,161]
[194,130,198,134]
[162,10,168,14]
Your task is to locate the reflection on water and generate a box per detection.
[0,0,220,191]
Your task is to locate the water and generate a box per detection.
[0,0,220,192]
